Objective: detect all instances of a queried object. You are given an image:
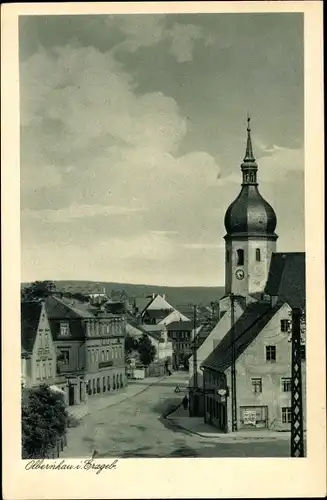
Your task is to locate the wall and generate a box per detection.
[225,236,276,296]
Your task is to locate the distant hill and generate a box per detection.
[22,280,225,307]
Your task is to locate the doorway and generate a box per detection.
[68,384,75,406]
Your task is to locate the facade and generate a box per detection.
[141,324,173,363]
[167,321,194,368]
[21,301,67,398]
[202,300,306,432]
[45,295,126,406]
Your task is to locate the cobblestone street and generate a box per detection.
[61,373,291,458]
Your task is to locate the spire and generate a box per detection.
[241,114,258,185]
[244,114,255,162]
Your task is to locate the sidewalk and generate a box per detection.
[167,406,293,442]
[67,376,168,421]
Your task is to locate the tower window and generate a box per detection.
[236,249,244,266]
[256,248,261,262]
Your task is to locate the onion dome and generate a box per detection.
[224,116,277,238]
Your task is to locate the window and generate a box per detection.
[266,345,276,362]
[103,376,106,392]
[42,363,46,379]
[282,407,292,424]
[256,248,261,262]
[237,249,244,265]
[281,377,291,392]
[48,362,52,378]
[92,379,96,394]
[251,378,262,393]
[44,331,49,347]
[57,350,70,364]
[59,322,70,336]
[106,349,110,360]
[101,350,105,361]
[281,320,290,333]
[107,376,110,391]
[36,363,40,379]
[300,345,306,361]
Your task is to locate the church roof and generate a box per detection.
[201,301,281,373]
[224,118,277,238]
[265,252,306,309]
[21,301,43,353]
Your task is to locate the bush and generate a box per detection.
[22,384,68,459]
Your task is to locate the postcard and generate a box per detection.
[1,2,325,499]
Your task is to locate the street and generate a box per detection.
[62,373,290,458]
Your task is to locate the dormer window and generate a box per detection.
[256,248,261,262]
[237,249,244,266]
[60,322,70,336]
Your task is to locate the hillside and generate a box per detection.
[22,280,225,307]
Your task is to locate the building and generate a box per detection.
[140,324,173,375]
[21,301,67,398]
[45,295,126,406]
[188,118,306,430]
[134,293,190,326]
[166,321,194,369]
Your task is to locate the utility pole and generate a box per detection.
[192,305,198,416]
[290,308,304,457]
[230,293,237,432]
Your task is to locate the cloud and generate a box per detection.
[23,204,145,223]
[108,15,214,63]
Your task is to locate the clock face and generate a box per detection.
[235,269,245,280]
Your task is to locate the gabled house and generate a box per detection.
[21,301,66,395]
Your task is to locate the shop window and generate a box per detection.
[266,345,276,362]
[236,249,244,266]
[96,378,100,394]
[281,377,291,392]
[103,376,106,392]
[251,378,262,393]
[120,373,123,387]
[107,376,111,391]
[282,407,292,424]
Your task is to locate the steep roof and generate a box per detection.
[145,294,174,311]
[265,252,306,309]
[201,301,282,372]
[21,301,43,353]
[167,321,194,332]
[45,296,87,341]
[143,309,172,320]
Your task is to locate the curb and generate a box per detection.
[166,417,291,442]
[69,375,168,421]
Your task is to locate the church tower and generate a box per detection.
[224,117,278,296]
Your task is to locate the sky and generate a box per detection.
[19,13,304,287]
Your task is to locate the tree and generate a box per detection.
[125,334,139,360]
[22,384,68,459]
[138,334,156,367]
[21,281,56,302]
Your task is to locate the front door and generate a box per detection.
[68,384,75,405]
